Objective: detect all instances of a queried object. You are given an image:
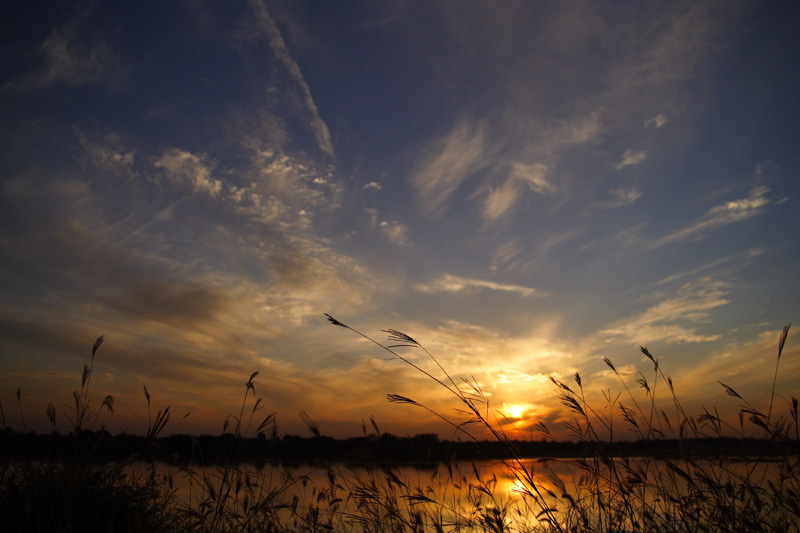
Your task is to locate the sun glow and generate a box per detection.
[504,403,526,419]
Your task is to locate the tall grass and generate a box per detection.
[1,321,797,532]
[325,316,799,532]
[0,336,185,532]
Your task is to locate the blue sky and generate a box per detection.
[1,1,798,439]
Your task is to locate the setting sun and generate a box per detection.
[505,403,526,420]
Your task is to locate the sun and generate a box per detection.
[505,404,525,419]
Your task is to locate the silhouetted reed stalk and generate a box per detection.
[326,315,798,532]
[64,336,115,437]
[1,336,185,531]
[326,313,565,532]
[179,371,282,532]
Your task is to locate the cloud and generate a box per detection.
[673,327,800,404]
[373,317,572,422]
[411,120,489,218]
[2,6,116,93]
[613,223,648,247]
[414,273,538,298]
[483,178,520,221]
[106,281,230,330]
[550,112,605,147]
[614,150,648,170]
[248,0,335,159]
[599,278,729,345]
[656,248,765,286]
[593,187,643,209]
[511,162,554,194]
[154,149,222,197]
[612,187,642,204]
[245,228,381,325]
[107,137,359,329]
[481,162,554,222]
[379,220,410,246]
[76,130,137,179]
[754,160,776,178]
[413,109,603,222]
[538,228,586,255]
[490,228,585,274]
[363,182,382,191]
[359,206,409,246]
[0,155,376,352]
[0,178,255,360]
[652,186,770,247]
[490,240,526,272]
[610,2,740,96]
[645,114,669,128]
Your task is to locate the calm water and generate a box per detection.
[132,456,795,530]
[135,458,549,529]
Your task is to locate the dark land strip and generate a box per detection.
[3,429,798,466]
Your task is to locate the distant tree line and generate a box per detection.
[2,428,797,466]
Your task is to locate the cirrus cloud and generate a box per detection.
[414,273,539,298]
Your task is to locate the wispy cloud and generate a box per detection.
[411,119,489,218]
[71,126,366,329]
[379,220,410,246]
[599,278,729,345]
[76,130,137,179]
[652,186,771,247]
[483,111,604,221]
[482,162,555,222]
[613,223,648,247]
[483,178,520,222]
[490,228,586,274]
[414,273,539,298]
[645,114,669,128]
[538,228,586,255]
[754,160,776,178]
[674,327,800,403]
[614,150,648,170]
[2,4,116,93]
[593,187,643,209]
[248,0,335,159]
[656,248,765,286]
[511,162,554,194]
[362,208,411,246]
[549,112,605,147]
[154,149,222,197]
[490,240,526,272]
[413,108,602,223]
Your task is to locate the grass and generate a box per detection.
[322,316,799,532]
[0,321,797,532]
[1,336,186,532]
[1,460,181,532]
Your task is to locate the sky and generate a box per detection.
[1,0,798,441]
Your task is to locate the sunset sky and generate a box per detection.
[1,1,798,440]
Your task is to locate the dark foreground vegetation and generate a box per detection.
[1,321,798,532]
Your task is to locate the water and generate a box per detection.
[131,455,799,531]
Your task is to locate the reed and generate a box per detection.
[326,316,798,532]
[0,337,184,532]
